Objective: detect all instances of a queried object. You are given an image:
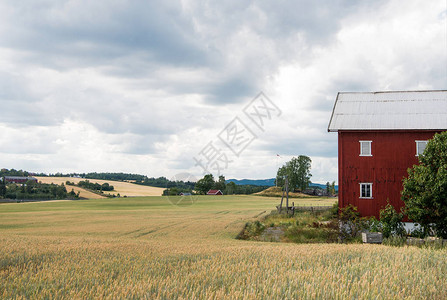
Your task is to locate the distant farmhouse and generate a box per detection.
[2,176,38,184]
[328,90,447,218]
[207,189,223,195]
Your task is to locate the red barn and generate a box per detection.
[328,90,447,218]
[3,176,38,184]
[207,189,223,195]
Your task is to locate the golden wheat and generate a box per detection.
[0,195,445,299]
[36,177,165,197]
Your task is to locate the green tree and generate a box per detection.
[275,166,287,187]
[402,131,447,238]
[0,177,6,198]
[275,155,312,191]
[225,181,236,195]
[331,181,336,196]
[194,174,215,195]
[214,175,226,192]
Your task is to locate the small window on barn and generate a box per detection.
[360,183,372,199]
[359,141,372,156]
[416,140,428,156]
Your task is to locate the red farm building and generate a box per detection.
[206,189,223,195]
[328,90,447,218]
[3,176,38,184]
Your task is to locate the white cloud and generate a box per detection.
[0,0,445,183]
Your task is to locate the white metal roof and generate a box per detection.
[328,90,447,132]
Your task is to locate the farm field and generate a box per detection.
[1,195,446,299]
[36,176,165,197]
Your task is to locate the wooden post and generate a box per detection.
[279,194,283,213]
[285,178,289,215]
[278,176,290,215]
[279,180,286,213]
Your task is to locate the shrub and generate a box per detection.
[329,202,338,218]
[363,216,382,233]
[383,236,407,247]
[379,203,406,238]
[236,221,265,240]
[338,205,365,242]
[409,226,431,239]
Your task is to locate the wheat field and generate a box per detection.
[1,195,446,299]
[36,177,165,197]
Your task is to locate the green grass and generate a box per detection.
[238,206,339,243]
[1,195,446,299]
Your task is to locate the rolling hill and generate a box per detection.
[36,177,165,198]
[226,178,338,191]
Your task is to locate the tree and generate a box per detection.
[401,131,447,238]
[214,175,226,192]
[275,166,287,187]
[226,181,236,195]
[275,155,312,191]
[194,174,215,195]
[331,181,336,196]
[0,177,6,198]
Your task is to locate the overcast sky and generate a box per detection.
[0,0,446,183]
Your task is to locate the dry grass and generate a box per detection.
[256,186,315,198]
[64,185,107,199]
[1,195,446,299]
[36,176,165,197]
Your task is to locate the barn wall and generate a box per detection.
[338,130,441,218]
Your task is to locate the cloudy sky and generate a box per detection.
[0,0,446,183]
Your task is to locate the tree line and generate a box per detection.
[0,179,76,200]
[48,172,196,190]
[66,180,114,192]
[163,174,269,196]
[0,168,46,177]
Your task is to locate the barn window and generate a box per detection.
[359,141,372,156]
[415,140,428,156]
[360,183,372,198]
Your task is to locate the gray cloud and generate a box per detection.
[0,0,445,182]
[1,1,207,69]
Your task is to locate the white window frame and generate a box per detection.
[359,183,373,199]
[415,140,428,156]
[359,141,372,156]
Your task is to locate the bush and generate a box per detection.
[409,226,432,239]
[363,216,382,233]
[383,236,407,247]
[379,203,406,238]
[338,205,365,242]
[236,221,266,240]
[330,202,338,218]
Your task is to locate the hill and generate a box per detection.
[254,186,314,198]
[227,178,338,191]
[36,177,164,198]
[226,178,275,186]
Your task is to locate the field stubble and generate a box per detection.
[1,195,446,299]
[35,177,165,198]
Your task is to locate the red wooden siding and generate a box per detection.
[338,130,440,218]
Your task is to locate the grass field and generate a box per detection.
[36,177,165,198]
[1,195,446,299]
